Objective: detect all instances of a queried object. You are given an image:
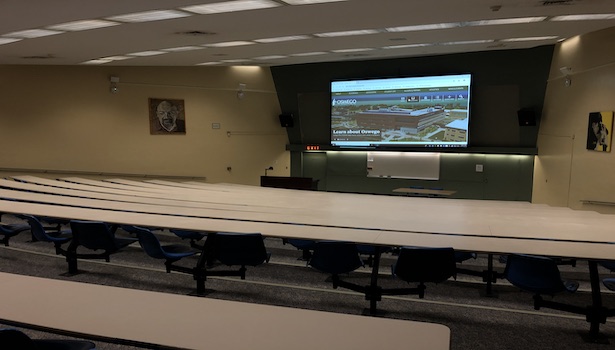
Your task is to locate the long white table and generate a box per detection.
[2,175,615,341]
[0,272,450,350]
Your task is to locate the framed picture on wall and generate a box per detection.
[149,98,186,135]
[586,111,613,152]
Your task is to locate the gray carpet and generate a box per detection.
[1,214,614,350]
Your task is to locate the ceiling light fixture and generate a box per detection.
[181,0,280,14]
[501,36,558,42]
[0,37,22,45]
[4,29,63,39]
[386,23,459,32]
[280,0,348,4]
[315,29,379,37]
[107,10,191,23]
[550,13,615,21]
[127,50,168,56]
[47,19,120,31]
[205,41,255,47]
[254,35,311,43]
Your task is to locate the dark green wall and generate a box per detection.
[271,46,553,200]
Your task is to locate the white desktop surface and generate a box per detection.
[0,272,451,350]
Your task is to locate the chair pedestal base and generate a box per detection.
[580,331,609,344]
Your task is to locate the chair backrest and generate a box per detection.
[393,247,456,284]
[309,241,364,275]
[212,232,268,266]
[23,215,53,242]
[504,254,566,295]
[69,220,117,251]
[133,227,167,259]
[171,229,207,240]
[0,328,37,349]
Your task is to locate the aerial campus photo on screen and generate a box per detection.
[331,74,471,148]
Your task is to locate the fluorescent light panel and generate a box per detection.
[0,37,22,45]
[280,0,348,4]
[501,36,558,42]
[382,43,432,49]
[254,55,288,60]
[331,48,374,52]
[162,46,205,52]
[290,51,327,56]
[205,41,255,47]
[81,59,113,65]
[182,0,280,14]
[551,13,615,21]
[440,39,494,45]
[4,29,63,39]
[466,16,547,26]
[107,10,191,23]
[315,29,379,37]
[128,50,168,56]
[47,19,120,31]
[386,23,458,32]
[254,35,311,43]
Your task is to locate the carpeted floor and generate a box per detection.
[1,214,614,350]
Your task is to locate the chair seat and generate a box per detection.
[603,278,615,291]
[160,244,199,259]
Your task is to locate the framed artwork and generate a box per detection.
[149,98,186,135]
[586,111,613,152]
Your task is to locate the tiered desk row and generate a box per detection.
[2,175,615,347]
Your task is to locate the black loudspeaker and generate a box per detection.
[517,109,536,126]
[279,114,294,127]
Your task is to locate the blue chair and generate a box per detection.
[0,220,30,246]
[0,328,96,349]
[132,226,199,273]
[66,220,138,274]
[504,254,582,313]
[23,215,72,255]
[388,247,457,298]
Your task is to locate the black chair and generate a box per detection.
[284,238,318,261]
[504,254,585,317]
[0,328,96,350]
[193,232,271,294]
[66,220,138,274]
[0,220,30,246]
[308,241,366,293]
[133,226,199,272]
[387,247,457,298]
[170,228,208,249]
[23,215,72,255]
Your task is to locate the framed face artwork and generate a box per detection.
[149,98,186,135]
[586,111,613,152]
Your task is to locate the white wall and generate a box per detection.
[534,26,615,214]
[0,65,290,184]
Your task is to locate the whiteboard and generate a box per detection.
[366,152,440,180]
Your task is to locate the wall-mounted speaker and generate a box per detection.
[517,109,536,126]
[279,114,294,127]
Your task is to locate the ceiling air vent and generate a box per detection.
[20,54,55,60]
[176,30,217,36]
[541,0,573,5]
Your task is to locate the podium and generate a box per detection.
[260,176,319,190]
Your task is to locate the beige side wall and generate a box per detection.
[534,26,615,213]
[0,65,289,184]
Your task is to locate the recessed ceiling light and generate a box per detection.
[161,46,205,52]
[81,59,113,65]
[107,10,191,23]
[127,50,168,56]
[386,23,459,32]
[4,29,63,39]
[47,19,120,31]
[196,62,223,65]
[290,51,327,56]
[254,35,311,43]
[501,36,558,42]
[205,41,255,47]
[220,59,252,63]
[331,48,374,53]
[181,0,280,14]
[551,14,615,21]
[465,17,547,26]
[101,56,134,61]
[280,0,348,4]
[440,40,494,45]
[315,29,379,37]
[254,55,288,60]
[382,43,433,49]
[0,37,22,45]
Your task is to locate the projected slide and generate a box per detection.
[331,74,471,148]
